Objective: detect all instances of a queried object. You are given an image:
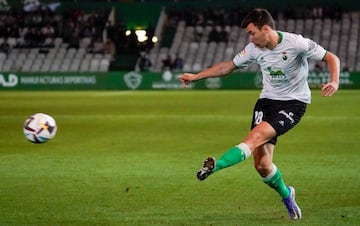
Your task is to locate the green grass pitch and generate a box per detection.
[0,90,359,225]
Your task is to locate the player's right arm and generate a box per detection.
[179,60,236,87]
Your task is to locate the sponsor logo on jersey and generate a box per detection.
[267,67,285,76]
[239,49,246,57]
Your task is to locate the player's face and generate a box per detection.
[246,23,268,48]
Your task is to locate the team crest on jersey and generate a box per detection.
[282,51,288,60]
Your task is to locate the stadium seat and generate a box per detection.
[89,60,100,72]
[0,52,6,62]
[2,62,12,72]
[65,48,77,59]
[47,48,57,59]
[40,64,51,72]
[295,19,304,34]
[192,63,202,72]
[94,53,103,60]
[50,63,60,72]
[80,37,92,49]
[84,53,94,60]
[54,37,63,48]
[6,37,17,47]
[60,63,70,72]
[80,60,90,72]
[31,64,41,72]
[99,59,110,72]
[74,48,86,59]
[69,63,80,72]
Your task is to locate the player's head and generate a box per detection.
[241,8,276,48]
[241,8,275,30]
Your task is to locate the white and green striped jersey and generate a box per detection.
[232,31,327,104]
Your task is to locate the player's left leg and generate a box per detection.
[254,144,302,220]
[254,144,290,198]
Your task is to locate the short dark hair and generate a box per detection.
[240,8,275,30]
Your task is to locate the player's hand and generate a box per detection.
[321,81,339,96]
[179,73,196,88]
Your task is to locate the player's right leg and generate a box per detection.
[196,143,251,180]
[196,157,216,180]
[196,121,276,181]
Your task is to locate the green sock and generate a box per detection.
[214,143,251,172]
[263,164,290,199]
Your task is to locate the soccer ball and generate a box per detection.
[23,113,57,143]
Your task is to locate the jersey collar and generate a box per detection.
[277,31,283,44]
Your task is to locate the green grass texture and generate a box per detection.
[0,90,359,225]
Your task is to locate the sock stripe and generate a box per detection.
[262,163,277,181]
[237,143,251,159]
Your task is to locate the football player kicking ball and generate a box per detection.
[179,8,340,220]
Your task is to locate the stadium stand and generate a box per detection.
[149,5,359,73]
[0,1,358,73]
[0,2,113,72]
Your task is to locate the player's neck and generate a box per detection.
[266,30,280,50]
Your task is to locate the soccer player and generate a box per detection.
[179,8,340,220]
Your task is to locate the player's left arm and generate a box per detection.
[321,51,340,96]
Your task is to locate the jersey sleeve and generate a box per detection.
[297,35,327,61]
[232,44,256,70]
